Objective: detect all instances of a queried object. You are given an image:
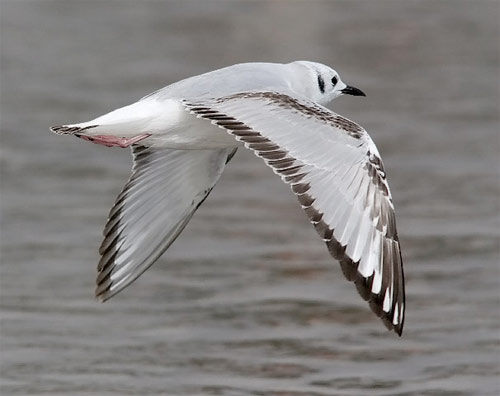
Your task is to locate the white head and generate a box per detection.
[287,61,365,105]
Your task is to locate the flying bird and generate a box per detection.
[51,61,405,335]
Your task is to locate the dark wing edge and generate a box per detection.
[96,145,235,301]
[182,94,405,335]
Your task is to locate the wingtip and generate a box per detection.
[95,293,107,303]
[95,270,128,302]
[95,285,114,302]
[380,314,404,336]
[395,314,405,337]
[392,320,404,337]
[95,269,115,302]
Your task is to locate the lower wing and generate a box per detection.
[96,145,236,301]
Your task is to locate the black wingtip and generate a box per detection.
[95,284,113,303]
[395,314,405,337]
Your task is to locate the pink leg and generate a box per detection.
[78,133,152,148]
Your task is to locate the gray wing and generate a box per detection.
[183,92,405,335]
[96,145,235,301]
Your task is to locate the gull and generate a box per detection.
[51,61,405,335]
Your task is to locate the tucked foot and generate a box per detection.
[76,133,152,148]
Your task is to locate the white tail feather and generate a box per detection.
[50,99,177,137]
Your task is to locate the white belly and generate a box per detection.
[149,114,241,149]
[72,97,241,150]
[131,98,241,149]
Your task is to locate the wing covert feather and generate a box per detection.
[183,92,405,335]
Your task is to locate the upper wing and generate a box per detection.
[96,145,236,301]
[182,92,405,335]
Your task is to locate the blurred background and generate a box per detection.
[1,1,499,395]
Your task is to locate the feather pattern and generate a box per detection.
[182,92,405,335]
[95,146,235,301]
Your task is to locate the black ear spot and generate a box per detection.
[317,75,325,93]
[332,76,338,86]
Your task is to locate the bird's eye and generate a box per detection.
[331,76,338,86]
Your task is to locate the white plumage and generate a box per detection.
[51,61,405,335]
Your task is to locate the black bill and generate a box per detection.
[341,85,366,97]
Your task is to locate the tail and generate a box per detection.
[50,124,99,135]
[50,99,169,137]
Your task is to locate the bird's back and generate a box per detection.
[141,62,293,102]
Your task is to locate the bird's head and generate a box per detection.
[289,61,365,105]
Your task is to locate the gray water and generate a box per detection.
[1,1,499,395]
